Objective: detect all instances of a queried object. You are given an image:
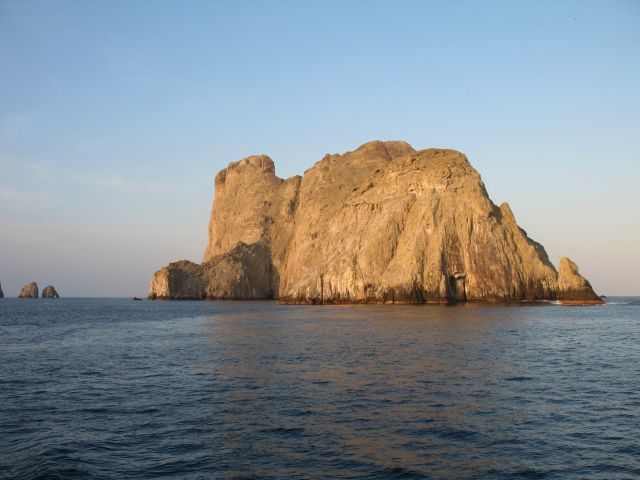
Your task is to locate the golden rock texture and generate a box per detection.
[149,141,601,304]
[18,282,39,298]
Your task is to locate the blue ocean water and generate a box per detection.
[0,298,639,479]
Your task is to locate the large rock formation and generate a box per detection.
[149,140,602,305]
[18,282,38,298]
[0,282,4,298]
[42,285,60,298]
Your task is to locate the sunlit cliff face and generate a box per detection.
[150,141,601,304]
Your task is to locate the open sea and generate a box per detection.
[1,298,639,479]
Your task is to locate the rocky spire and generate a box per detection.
[18,282,38,298]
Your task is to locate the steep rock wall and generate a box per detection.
[150,140,602,304]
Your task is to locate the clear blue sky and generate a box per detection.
[1,0,638,296]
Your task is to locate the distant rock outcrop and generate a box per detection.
[18,282,39,298]
[0,282,4,298]
[149,140,602,305]
[42,285,60,298]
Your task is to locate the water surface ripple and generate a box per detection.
[1,298,639,479]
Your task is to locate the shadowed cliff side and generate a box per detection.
[42,286,60,298]
[149,242,274,300]
[203,154,300,291]
[149,140,602,304]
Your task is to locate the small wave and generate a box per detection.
[486,437,529,447]
[13,460,111,480]
[378,465,431,479]
[439,427,480,441]
[260,426,305,437]
[291,409,315,416]
[504,376,535,382]
[510,468,549,479]
[617,444,640,455]
[402,425,479,441]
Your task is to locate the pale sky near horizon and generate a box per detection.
[1,0,639,296]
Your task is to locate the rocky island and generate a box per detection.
[149,141,602,305]
[42,285,60,298]
[18,282,39,298]
[0,282,3,299]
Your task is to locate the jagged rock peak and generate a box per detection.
[150,140,602,305]
[18,282,38,298]
[42,285,60,298]
[557,257,602,304]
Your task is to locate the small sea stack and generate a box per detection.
[18,282,39,298]
[0,282,4,298]
[42,285,60,298]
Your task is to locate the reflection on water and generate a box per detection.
[1,299,639,479]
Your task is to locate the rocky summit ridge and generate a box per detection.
[149,141,602,305]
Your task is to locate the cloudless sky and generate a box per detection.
[1,0,638,296]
